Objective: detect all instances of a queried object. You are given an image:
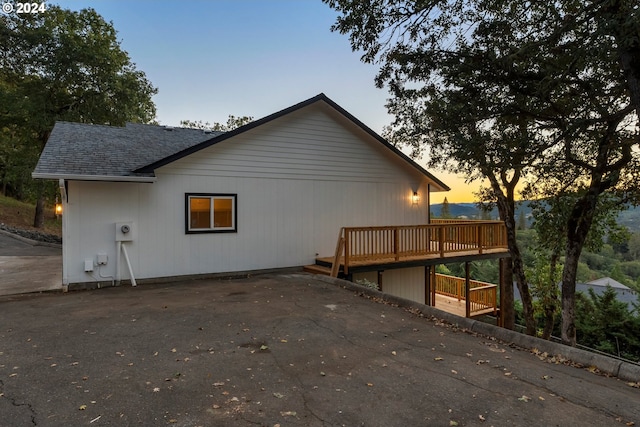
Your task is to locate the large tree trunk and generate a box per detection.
[33,192,45,228]
[32,132,51,229]
[560,188,601,345]
[494,189,536,336]
[541,252,560,340]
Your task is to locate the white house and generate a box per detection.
[33,94,452,290]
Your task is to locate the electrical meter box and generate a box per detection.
[115,221,135,242]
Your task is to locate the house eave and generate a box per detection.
[31,173,157,183]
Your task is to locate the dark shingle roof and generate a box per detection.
[33,94,450,191]
[33,122,222,180]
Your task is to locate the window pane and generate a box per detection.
[190,197,211,229]
[214,198,233,228]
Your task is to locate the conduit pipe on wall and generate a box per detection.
[120,243,137,287]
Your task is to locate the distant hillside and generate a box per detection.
[431,202,640,232]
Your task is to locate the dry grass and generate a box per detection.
[0,194,62,237]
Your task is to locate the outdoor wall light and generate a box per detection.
[54,195,63,217]
[412,191,420,205]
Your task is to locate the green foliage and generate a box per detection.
[517,211,526,231]
[355,278,379,291]
[439,197,451,218]
[575,287,640,362]
[0,5,157,201]
[180,115,254,132]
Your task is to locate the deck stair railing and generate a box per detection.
[434,273,497,315]
[334,221,506,275]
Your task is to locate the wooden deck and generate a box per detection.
[319,222,509,275]
[434,293,497,317]
[305,221,507,319]
[316,246,508,271]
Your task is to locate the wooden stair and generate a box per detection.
[303,228,346,278]
[303,264,332,276]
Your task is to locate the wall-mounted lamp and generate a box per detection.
[412,191,420,205]
[54,196,62,217]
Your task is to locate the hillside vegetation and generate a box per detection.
[0,194,61,237]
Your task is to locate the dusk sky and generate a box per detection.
[51,0,475,202]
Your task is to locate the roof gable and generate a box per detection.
[135,94,449,191]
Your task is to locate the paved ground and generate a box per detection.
[0,273,638,427]
[0,231,62,296]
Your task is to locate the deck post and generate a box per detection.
[344,229,350,275]
[477,225,483,254]
[439,226,445,257]
[465,262,471,318]
[378,270,383,292]
[498,258,503,326]
[424,266,431,306]
[431,265,437,306]
[393,227,399,261]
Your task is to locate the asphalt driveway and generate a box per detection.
[0,273,638,426]
[0,231,62,296]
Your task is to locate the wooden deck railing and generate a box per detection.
[338,221,507,274]
[434,273,497,315]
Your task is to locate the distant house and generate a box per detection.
[579,278,638,311]
[514,277,638,311]
[33,94,457,288]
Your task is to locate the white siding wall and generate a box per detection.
[353,267,426,305]
[381,267,426,304]
[63,104,436,284]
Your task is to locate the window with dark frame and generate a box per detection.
[186,193,237,233]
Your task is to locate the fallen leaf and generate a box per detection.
[171,348,177,353]
[451,370,458,375]
[153,387,160,392]
[281,411,297,417]
[366,383,374,387]
[449,421,459,426]
[260,345,269,351]
[280,339,288,343]
[79,405,87,410]
[539,396,545,401]
[479,414,486,421]
[391,351,397,356]
[518,395,531,402]
[273,392,285,399]
[434,357,444,361]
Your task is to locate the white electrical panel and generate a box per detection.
[97,253,108,265]
[84,259,94,272]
